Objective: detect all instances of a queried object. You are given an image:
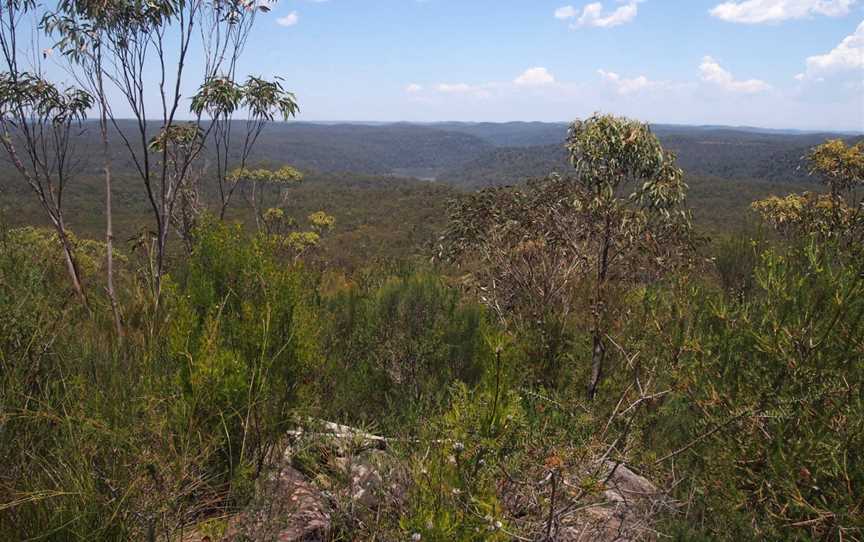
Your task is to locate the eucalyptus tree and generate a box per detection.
[44,0,295,304]
[191,75,299,221]
[0,0,93,306]
[439,176,592,384]
[441,114,694,397]
[566,114,693,398]
[222,163,303,229]
[41,4,125,332]
[752,139,864,247]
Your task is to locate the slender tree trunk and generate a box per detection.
[96,57,124,338]
[55,222,88,308]
[103,147,123,336]
[154,225,169,306]
[101,111,123,337]
[252,180,261,230]
[0,132,89,309]
[588,328,606,400]
[588,217,612,400]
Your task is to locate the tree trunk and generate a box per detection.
[97,60,123,338]
[56,223,88,309]
[153,222,170,309]
[0,131,89,310]
[588,215,612,400]
[104,161,123,337]
[588,328,606,400]
[252,180,261,230]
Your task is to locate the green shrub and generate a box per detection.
[318,270,495,428]
[0,219,322,539]
[647,241,864,540]
[399,382,524,541]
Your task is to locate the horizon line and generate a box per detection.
[93,118,863,135]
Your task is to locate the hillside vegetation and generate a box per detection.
[1,0,862,539]
[2,112,862,541]
[2,121,844,244]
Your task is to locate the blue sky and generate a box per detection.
[220,0,862,130]
[33,0,859,130]
[218,0,864,130]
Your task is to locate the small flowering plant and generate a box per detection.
[399,383,524,541]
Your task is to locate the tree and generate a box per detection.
[0,0,93,306]
[224,164,303,229]
[441,114,694,397]
[42,19,127,333]
[191,75,299,221]
[752,139,864,247]
[439,176,591,384]
[261,207,335,262]
[44,0,296,305]
[567,114,693,398]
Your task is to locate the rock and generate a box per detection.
[331,449,407,510]
[557,463,668,542]
[604,463,659,501]
[182,421,405,541]
[183,464,330,542]
[285,419,388,457]
[499,461,668,542]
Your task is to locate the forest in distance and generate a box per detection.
[1,120,855,259]
[1,0,863,540]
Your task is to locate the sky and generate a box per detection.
[218,0,864,131]
[40,0,864,131]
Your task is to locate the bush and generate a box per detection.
[317,269,495,429]
[0,219,321,539]
[644,241,864,540]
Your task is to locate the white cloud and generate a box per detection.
[556,1,642,28]
[436,83,473,93]
[405,83,423,93]
[709,0,856,24]
[433,83,492,98]
[700,56,771,93]
[514,67,556,86]
[597,69,657,94]
[276,11,299,26]
[554,5,579,19]
[798,20,864,79]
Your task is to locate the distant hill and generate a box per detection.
[251,123,493,175]
[425,122,569,147]
[3,121,495,181]
[425,121,858,148]
[3,120,850,188]
[435,125,856,188]
[4,120,855,244]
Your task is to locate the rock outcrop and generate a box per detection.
[558,462,669,541]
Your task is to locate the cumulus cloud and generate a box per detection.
[554,5,579,19]
[700,56,771,93]
[405,83,423,93]
[597,69,657,94]
[797,20,864,79]
[276,11,299,26]
[709,0,856,24]
[555,1,642,28]
[514,67,556,86]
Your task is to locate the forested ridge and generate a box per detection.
[1,0,863,540]
[2,120,849,243]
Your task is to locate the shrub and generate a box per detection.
[318,270,494,428]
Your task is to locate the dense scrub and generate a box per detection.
[2,218,861,541]
[2,122,862,540]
